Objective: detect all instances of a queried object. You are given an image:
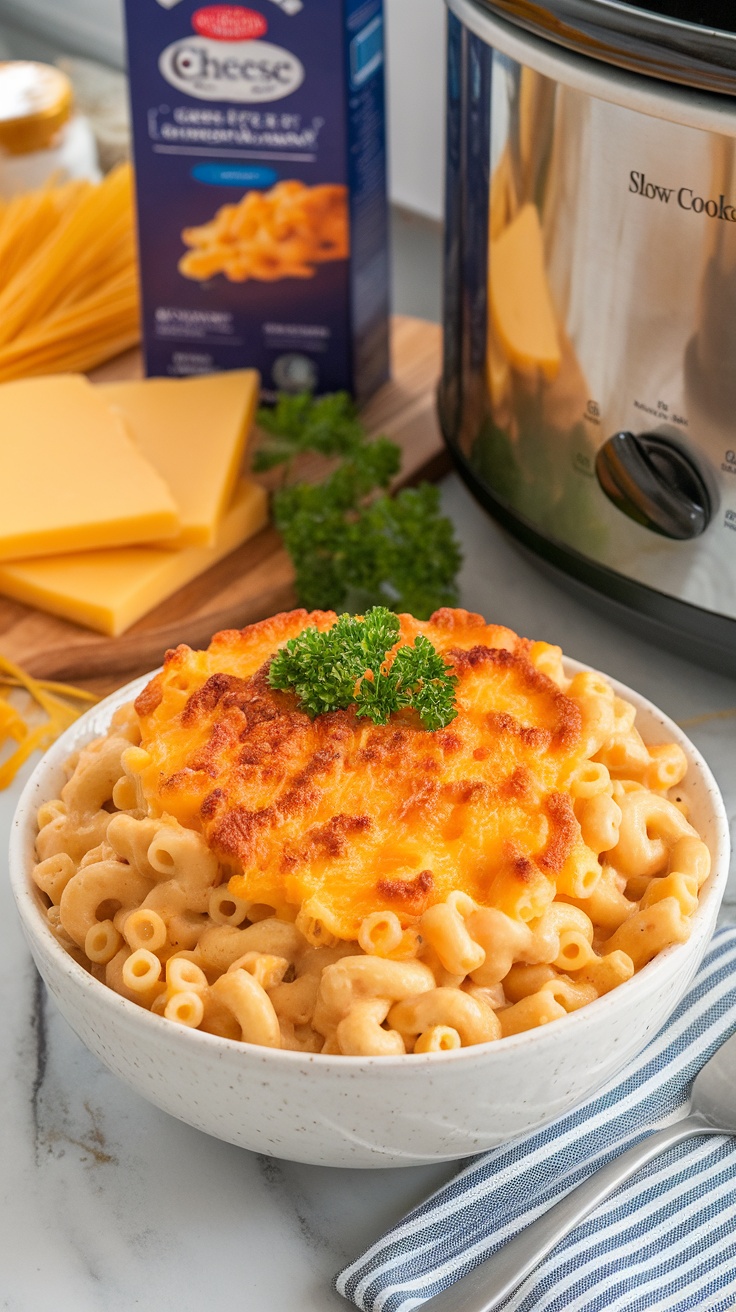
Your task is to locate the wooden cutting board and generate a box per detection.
[0,316,446,694]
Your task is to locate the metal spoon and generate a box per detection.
[425,1027,736,1312]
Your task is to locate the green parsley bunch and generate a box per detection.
[254,392,462,618]
[268,608,458,730]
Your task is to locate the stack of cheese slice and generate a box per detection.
[0,370,267,635]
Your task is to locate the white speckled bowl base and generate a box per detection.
[9,662,730,1168]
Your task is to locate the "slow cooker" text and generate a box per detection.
[630,171,736,221]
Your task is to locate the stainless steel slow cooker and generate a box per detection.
[440,0,736,669]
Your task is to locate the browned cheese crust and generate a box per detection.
[133,608,587,938]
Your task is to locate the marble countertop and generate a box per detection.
[2,471,735,1311]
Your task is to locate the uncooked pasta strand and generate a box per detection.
[0,165,135,348]
[0,164,140,377]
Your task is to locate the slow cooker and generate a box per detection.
[439,0,736,670]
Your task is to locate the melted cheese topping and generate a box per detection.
[133,608,594,940]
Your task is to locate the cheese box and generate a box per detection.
[123,0,389,403]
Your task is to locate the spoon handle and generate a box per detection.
[424,1114,713,1312]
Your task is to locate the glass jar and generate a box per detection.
[0,61,99,198]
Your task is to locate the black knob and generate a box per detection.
[595,431,711,540]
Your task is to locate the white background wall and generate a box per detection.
[385,0,446,220]
[0,0,447,220]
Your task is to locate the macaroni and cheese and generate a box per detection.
[31,607,710,1056]
[179,181,349,284]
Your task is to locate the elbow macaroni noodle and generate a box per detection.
[31,610,711,1056]
[178,180,349,284]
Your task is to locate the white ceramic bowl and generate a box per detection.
[8,661,730,1168]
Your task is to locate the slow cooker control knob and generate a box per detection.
[595,431,711,540]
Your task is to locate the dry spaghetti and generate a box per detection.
[0,163,139,380]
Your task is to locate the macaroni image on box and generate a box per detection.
[124,0,389,401]
[32,608,712,1056]
[179,180,349,283]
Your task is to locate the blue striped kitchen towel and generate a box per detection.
[336,927,736,1312]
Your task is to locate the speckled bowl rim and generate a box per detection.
[8,657,730,1068]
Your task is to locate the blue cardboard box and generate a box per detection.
[124,0,389,401]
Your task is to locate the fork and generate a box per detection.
[425,1027,736,1311]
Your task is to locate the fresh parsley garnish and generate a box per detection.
[268,608,458,730]
[253,391,366,468]
[254,391,462,618]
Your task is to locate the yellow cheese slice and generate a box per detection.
[0,374,180,561]
[0,479,268,636]
[98,370,260,547]
[489,203,561,382]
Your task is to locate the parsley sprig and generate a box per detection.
[268,608,458,730]
[254,392,462,618]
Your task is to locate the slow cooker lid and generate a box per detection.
[475,0,736,95]
[637,1,733,28]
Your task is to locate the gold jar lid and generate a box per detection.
[0,62,73,156]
